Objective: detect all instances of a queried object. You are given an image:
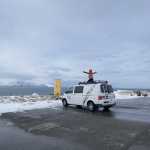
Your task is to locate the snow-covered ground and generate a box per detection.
[114,90,150,100]
[0,91,149,115]
[0,95,62,115]
[114,92,141,100]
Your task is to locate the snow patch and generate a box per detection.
[114,91,143,100]
[115,94,139,100]
[0,96,62,114]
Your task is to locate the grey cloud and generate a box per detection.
[0,72,34,80]
[51,67,71,72]
[0,0,150,88]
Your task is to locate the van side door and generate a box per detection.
[72,86,84,105]
[65,87,74,104]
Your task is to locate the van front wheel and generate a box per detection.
[62,99,68,107]
[87,101,95,112]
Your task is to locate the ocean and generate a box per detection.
[0,86,54,96]
[0,85,149,96]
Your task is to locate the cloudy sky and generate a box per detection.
[0,0,150,88]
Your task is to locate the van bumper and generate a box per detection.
[96,102,116,108]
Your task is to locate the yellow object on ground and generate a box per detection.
[54,80,61,97]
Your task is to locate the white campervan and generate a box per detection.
[62,81,116,111]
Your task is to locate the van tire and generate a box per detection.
[62,99,68,107]
[87,101,95,112]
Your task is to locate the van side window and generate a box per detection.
[74,86,84,93]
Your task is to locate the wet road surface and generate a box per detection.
[0,97,150,150]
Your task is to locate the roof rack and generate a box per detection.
[78,80,108,85]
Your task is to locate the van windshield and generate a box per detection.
[65,87,73,94]
[101,84,113,93]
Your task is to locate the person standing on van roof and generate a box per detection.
[83,69,97,83]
